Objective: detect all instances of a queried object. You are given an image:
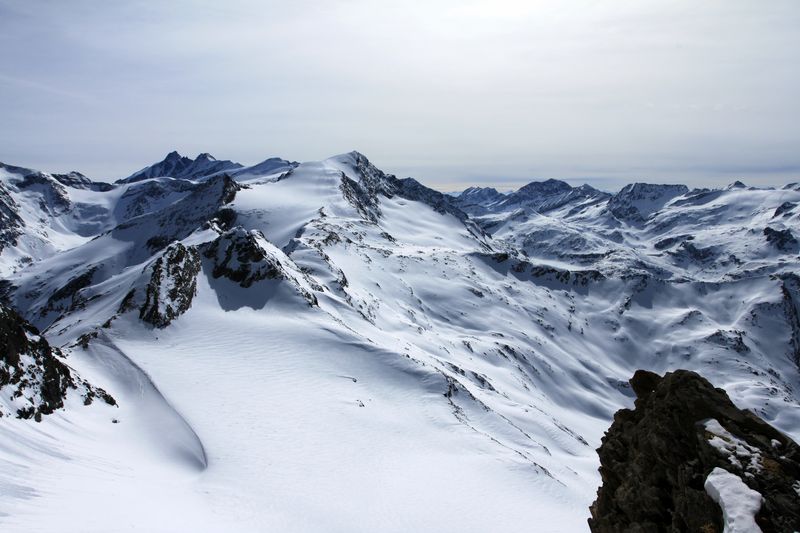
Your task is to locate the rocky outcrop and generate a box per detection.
[0,303,115,420]
[669,241,717,263]
[772,201,796,219]
[764,227,798,252]
[340,172,383,223]
[139,242,201,328]
[336,152,471,224]
[777,273,800,368]
[390,175,470,221]
[0,182,23,252]
[589,369,800,532]
[474,251,605,288]
[39,265,99,320]
[202,227,319,305]
[203,228,285,288]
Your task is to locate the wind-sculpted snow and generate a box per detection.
[2,151,800,531]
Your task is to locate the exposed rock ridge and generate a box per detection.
[139,242,201,328]
[0,303,115,420]
[589,369,800,532]
[0,182,23,252]
[201,227,319,306]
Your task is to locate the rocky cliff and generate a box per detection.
[0,303,115,420]
[589,369,800,532]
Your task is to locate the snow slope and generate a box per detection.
[1,152,800,531]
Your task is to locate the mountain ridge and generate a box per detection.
[1,150,799,531]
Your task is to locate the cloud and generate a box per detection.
[0,0,798,189]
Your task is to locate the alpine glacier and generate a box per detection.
[1,151,799,532]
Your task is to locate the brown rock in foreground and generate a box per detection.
[589,369,800,532]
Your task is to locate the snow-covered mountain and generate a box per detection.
[1,151,799,532]
[120,151,243,183]
[453,186,506,215]
[453,179,609,217]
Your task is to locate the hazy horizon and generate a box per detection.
[2,0,798,191]
[3,146,799,194]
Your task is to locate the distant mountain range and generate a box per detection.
[1,150,799,532]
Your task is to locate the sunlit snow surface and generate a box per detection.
[705,467,763,533]
[2,154,800,531]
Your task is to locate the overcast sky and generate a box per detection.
[1,0,798,191]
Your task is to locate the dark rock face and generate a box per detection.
[0,182,23,252]
[0,303,115,420]
[340,173,383,223]
[654,235,694,251]
[120,151,242,183]
[589,369,800,532]
[390,175,470,221]
[39,265,99,321]
[474,251,605,288]
[203,228,284,288]
[670,241,717,263]
[773,201,796,219]
[202,227,318,305]
[338,152,471,223]
[777,273,800,367]
[333,152,487,241]
[764,226,798,252]
[139,243,201,328]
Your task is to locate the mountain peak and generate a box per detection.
[608,182,689,222]
[478,178,609,215]
[326,150,370,168]
[516,179,572,196]
[726,180,747,190]
[119,151,242,183]
[460,186,501,196]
